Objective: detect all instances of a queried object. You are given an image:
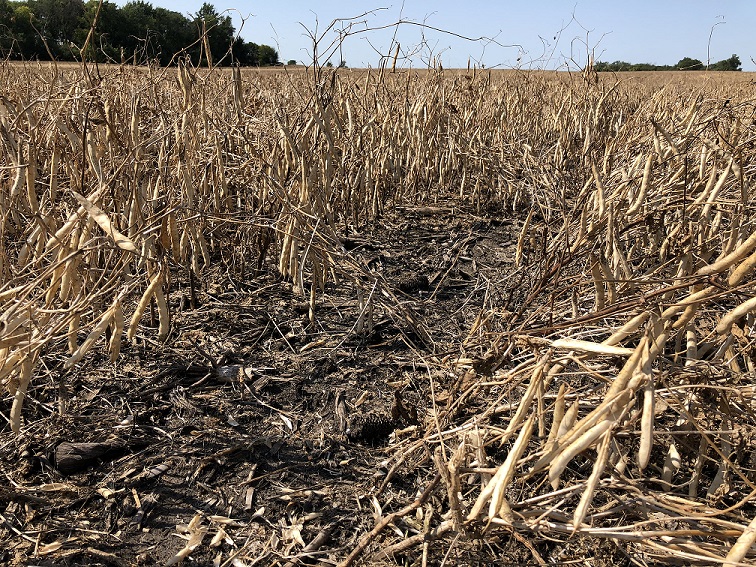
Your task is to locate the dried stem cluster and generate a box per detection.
[1,60,755,563]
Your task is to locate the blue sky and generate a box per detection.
[124,1,756,70]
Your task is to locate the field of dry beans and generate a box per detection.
[1,61,756,566]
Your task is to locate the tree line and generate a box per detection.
[0,0,280,66]
[594,54,742,72]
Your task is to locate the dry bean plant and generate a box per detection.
[1,58,755,565]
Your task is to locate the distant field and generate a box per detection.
[10,58,755,83]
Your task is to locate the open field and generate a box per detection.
[1,62,755,565]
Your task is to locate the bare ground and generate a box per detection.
[1,199,612,566]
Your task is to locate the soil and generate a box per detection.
[1,199,596,566]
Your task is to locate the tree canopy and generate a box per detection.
[710,54,741,71]
[676,57,703,71]
[594,54,742,72]
[0,0,279,66]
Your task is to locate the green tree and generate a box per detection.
[677,57,703,70]
[7,4,45,59]
[256,43,277,66]
[230,38,256,65]
[152,6,194,64]
[193,3,234,65]
[0,0,276,65]
[226,39,278,66]
[71,0,124,61]
[118,1,193,64]
[0,0,17,57]
[711,54,741,71]
[29,0,84,57]
[119,0,158,61]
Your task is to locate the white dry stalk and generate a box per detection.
[627,153,653,215]
[689,436,708,497]
[154,276,170,342]
[707,432,731,499]
[10,356,34,433]
[538,340,648,481]
[699,158,733,231]
[661,443,681,492]
[68,313,80,355]
[434,440,466,532]
[166,513,207,566]
[109,300,124,362]
[591,161,606,219]
[637,376,655,471]
[515,208,534,267]
[723,514,756,567]
[697,219,756,277]
[550,338,634,357]
[502,351,550,441]
[590,253,606,311]
[729,247,756,286]
[127,272,164,342]
[467,413,535,522]
[603,311,650,346]
[557,398,580,441]
[59,230,81,303]
[660,286,716,323]
[65,297,120,370]
[717,296,756,335]
[573,430,612,530]
[488,413,535,521]
[545,383,567,453]
[72,191,136,253]
[671,290,710,330]
[684,325,698,367]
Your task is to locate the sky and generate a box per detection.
[126,1,756,71]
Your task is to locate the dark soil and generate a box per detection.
[0,201,599,566]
